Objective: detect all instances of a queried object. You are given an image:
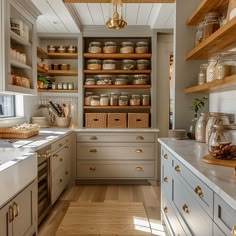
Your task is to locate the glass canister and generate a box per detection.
[208,124,236,159]
[198,63,208,85]
[87,59,102,70]
[100,94,109,106]
[142,94,150,106]
[114,75,129,85]
[121,59,136,70]
[195,21,204,46]
[95,74,113,85]
[110,93,119,106]
[206,57,217,82]
[195,112,208,143]
[205,112,230,144]
[130,94,141,106]
[118,94,129,106]
[88,41,102,53]
[85,77,96,85]
[84,92,95,106]
[90,95,100,106]
[202,12,221,40]
[132,74,150,85]
[136,59,150,70]
[103,41,117,53]
[135,41,148,53]
[102,59,116,70]
[120,41,134,53]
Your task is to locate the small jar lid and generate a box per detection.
[120,41,134,47]
[137,59,149,64]
[87,59,102,63]
[100,94,109,97]
[133,74,149,78]
[95,74,113,79]
[104,41,117,46]
[131,94,141,98]
[122,59,136,63]
[136,41,148,46]
[89,41,102,47]
[103,59,116,63]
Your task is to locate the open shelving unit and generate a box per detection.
[84,69,151,74]
[83,53,152,59]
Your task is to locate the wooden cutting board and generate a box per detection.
[203,154,236,167]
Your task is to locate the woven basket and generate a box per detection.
[107,113,127,128]
[85,113,107,128]
[128,113,149,128]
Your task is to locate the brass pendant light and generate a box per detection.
[106,0,127,30]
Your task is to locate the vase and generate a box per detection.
[187,113,198,139]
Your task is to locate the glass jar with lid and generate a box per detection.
[85,92,95,106]
[121,59,136,70]
[142,94,150,106]
[118,94,129,106]
[100,94,109,106]
[85,77,96,85]
[103,41,117,53]
[202,12,221,40]
[90,95,100,106]
[57,45,66,53]
[208,124,236,159]
[87,59,102,70]
[135,41,148,53]
[102,59,116,70]
[120,41,134,53]
[132,74,150,85]
[114,75,129,85]
[130,94,141,106]
[195,112,208,142]
[95,74,113,85]
[195,21,204,46]
[205,112,230,144]
[88,41,102,53]
[110,93,119,106]
[198,63,208,85]
[136,59,150,70]
[206,57,217,82]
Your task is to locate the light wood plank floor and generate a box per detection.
[38,183,166,236]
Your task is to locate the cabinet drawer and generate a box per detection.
[172,158,213,218]
[51,147,67,173]
[161,147,173,169]
[51,136,70,152]
[77,133,155,143]
[173,175,213,236]
[214,194,236,235]
[77,161,155,179]
[77,143,154,160]
[161,161,172,200]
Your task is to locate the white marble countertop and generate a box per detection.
[158,138,236,210]
[74,128,160,133]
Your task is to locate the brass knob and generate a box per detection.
[231,226,236,235]
[136,136,144,140]
[194,186,204,197]
[65,145,69,149]
[59,143,63,147]
[89,167,96,171]
[59,158,63,162]
[89,149,97,153]
[135,166,143,171]
[53,154,58,158]
[60,179,63,183]
[163,206,168,213]
[164,177,168,183]
[65,171,69,175]
[175,165,181,172]
[182,204,189,214]
[164,154,168,159]
[90,136,97,140]
[136,149,143,153]
[8,205,14,223]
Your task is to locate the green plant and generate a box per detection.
[190,96,207,114]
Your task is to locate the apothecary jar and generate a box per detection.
[208,124,236,160]
[195,112,208,143]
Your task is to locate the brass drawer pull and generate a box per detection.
[89,149,97,153]
[231,226,236,235]
[12,202,19,218]
[59,143,63,147]
[65,171,69,175]
[135,166,143,171]
[164,177,168,183]
[59,178,63,183]
[136,149,143,153]
[175,165,181,172]
[136,136,144,140]
[8,205,14,223]
[53,154,58,158]
[163,206,168,213]
[59,158,63,162]
[182,204,189,214]
[164,154,168,159]
[89,167,96,171]
[194,186,204,197]
[65,145,69,149]
[90,136,98,140]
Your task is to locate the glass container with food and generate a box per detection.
[110,93,119,106]
[57,45,66,53]
[103,41,117,53]
[114,75,129,85]
[118,94,129,106]
[132,74,150,85]
[47,45,56,53]
[95,74,113,85]
[100,94,109,106]
[85,77,96,85]
[121,59,136,70]
[135,41,148,53]
[102,59,116,70]
[202,12,220,40]
[90,95,100,106]
[85,92,95,106]
[142,94,150,106]
[137,59,150,70]
[87,59,102,70]
[120,41,134,53]
[129,94,141,106]
[88,41,102,53]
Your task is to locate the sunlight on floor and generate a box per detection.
[133,217,167,236]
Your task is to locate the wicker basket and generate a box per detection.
[128,113,149,128]
[85,113,107,128]
[107,113,127,128]
[0,126,40,139]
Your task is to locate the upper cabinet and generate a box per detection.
[0,0,37,95]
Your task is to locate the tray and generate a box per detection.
[202,154,236,167]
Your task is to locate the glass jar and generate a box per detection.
[62,82,68,90]
[206,57,217,82]
[114,75,129,85]
[136,59,150,70]
[68,82,74,90]
[85,77,96,85]
[88,41,102,53]
[120,41,134,53]
[100,94,109,106]
[110,93,118,106]
[198,63,208,85]
[57,45,66,53]
[121,59,136,70]
[195,21,204,46]
[67,45,76,53]
[95,74,112,85]
[135,41,148,53]
[142,94,150,106]
[205,112,230,144]
[90,95,100,106]
[102,59,116,70]
[103,41,117,53]
[208,124,236,159]
[57,82,63,90]
[195,112,208,143]
[47,45,56,53]
[130,94,141,106]
[84,92,95,106]
[87,59,102,70]
[118,94,128,106]
[132,74,150,85]
[202,12,221,40]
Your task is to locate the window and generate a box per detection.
[0,95,15,118]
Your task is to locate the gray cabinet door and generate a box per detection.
[0,200,13,236]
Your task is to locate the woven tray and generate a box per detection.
[0,126,40,139]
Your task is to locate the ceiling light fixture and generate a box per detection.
[106,0,127,30]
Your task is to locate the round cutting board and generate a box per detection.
[203,154,236,167]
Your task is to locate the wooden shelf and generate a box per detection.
[84,106,151,109]
[11,60,32,70]
[38,89,78,93]
[186,0,229,25]
[37,66,48,74]
[185,18,236,60]
[47,52,78,59]
[83,84,151,89]
[184,75,236,93]
[37,47,47,59]
[84,53,152,59]
[84,70,151,74]
[47,70,78,76]
[10,31,31,46]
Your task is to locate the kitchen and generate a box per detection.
[0,0,236,235]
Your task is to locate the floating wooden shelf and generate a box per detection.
[47,70,78,76]
[84,53,152,59]
[47,52,78,59]
[184,75,236,93]
[10,31,31,46]
[83,84,151,89]
[37,66,48,74]
[185,17,236,60]
[11,60,32,70]
[84,70,151,74]
[38,89,78,93]
[84,106,151,109]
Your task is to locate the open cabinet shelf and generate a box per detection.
[83,85,151,89]
[84,53,152,59]
[84,106,151,109]
[84,70,151,74]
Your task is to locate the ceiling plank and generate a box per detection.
[63,0,175,3]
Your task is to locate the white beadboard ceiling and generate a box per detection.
[31,0,175,33]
